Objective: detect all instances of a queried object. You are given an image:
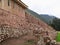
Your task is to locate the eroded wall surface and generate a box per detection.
[0,8,57,45]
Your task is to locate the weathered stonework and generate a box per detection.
[0,0,57,45]
[0,8,57,45]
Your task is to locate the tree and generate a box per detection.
[50,18,60,31]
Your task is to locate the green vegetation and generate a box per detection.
[50,18,60,31]
[56,32,60,42]
[26,9,56,24]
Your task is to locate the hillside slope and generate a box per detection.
[26,9,56,24]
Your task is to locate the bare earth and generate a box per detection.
[0,35,36,45]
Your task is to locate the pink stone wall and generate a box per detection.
[25,12,57,39]
[0,8,26,28]
[0,8,57,43]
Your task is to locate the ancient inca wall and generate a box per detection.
[25,12,57,39]
[0,8,57,44]
[0,8,27,42]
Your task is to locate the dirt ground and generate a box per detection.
[0,36,36,45]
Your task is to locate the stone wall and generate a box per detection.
[0,8,26,42]
[25,12,57,39]
[0,8,57,45]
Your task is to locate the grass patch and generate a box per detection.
[56,32,60,42]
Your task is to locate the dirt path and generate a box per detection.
[0,38,25,45]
